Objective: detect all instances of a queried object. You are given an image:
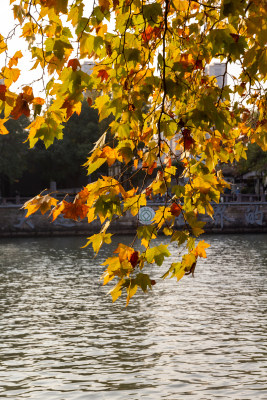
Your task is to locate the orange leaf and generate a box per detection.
[133,158,138,169]
[8,50,23,68]
[75,187,90,204]
[142,25,154,42]
[114,243,134,262]
[32,97,45,105]
[97,69,109,82]
[194,240,210,258]
[67,58,81,71]
[22,86,34,103]
[170,203,182,217]
[99,0,110,13]
[10,93,30,119]
[87,97,93,106]
[40,0,56,7]
[101,146,117,166]
[62,199,89,221]
[148,161,157,175]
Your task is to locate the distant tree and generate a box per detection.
[238,143,267,176]
[28,102,108,188]
[0,115,28,196]
[0,103,107,195]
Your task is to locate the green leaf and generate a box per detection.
[135,273,152,292]
[145,245,170,266]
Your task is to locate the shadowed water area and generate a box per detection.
[0,234,266,399]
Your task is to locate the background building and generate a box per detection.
[206,63,227,88]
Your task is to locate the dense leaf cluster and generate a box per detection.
[0,0,266,303]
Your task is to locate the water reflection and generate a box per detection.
[0,234,266,399]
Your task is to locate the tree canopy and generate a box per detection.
[1,0,266,304]
[0,102,106,196]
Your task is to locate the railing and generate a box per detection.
[0,192,266,206]
[220,193,266,203]
[0,193,77,206]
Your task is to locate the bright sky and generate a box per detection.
[0,1,46,93]
[0,1,241,97]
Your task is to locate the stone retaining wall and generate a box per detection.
[0,202,266,238]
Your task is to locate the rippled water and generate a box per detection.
[0,234,266,399]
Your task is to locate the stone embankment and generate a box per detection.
[0,202,266,238]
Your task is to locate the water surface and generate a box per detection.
[0,234,266,399]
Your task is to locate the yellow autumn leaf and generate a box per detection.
[194,240,210,258]
[3,68,20,88]
[8,50,23,68]
[0,119,9,135]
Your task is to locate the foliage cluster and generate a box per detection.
[1,0,266,303]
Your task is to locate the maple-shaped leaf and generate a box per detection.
[97,69,109,82]
[114,243,135,263]
[101,146,117,166]
[170,202,182,217]
[4,67,20,88]
[10,93,30,119]
[67,58,81,71]
[23,194,58,217]
[83,232,113,254]
[194,240,210,258]
[8,50,23,68]
[145,245,171,266]
[61,199,89,221]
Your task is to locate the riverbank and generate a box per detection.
[1,202,267,238]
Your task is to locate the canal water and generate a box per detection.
[0,234,266,399]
